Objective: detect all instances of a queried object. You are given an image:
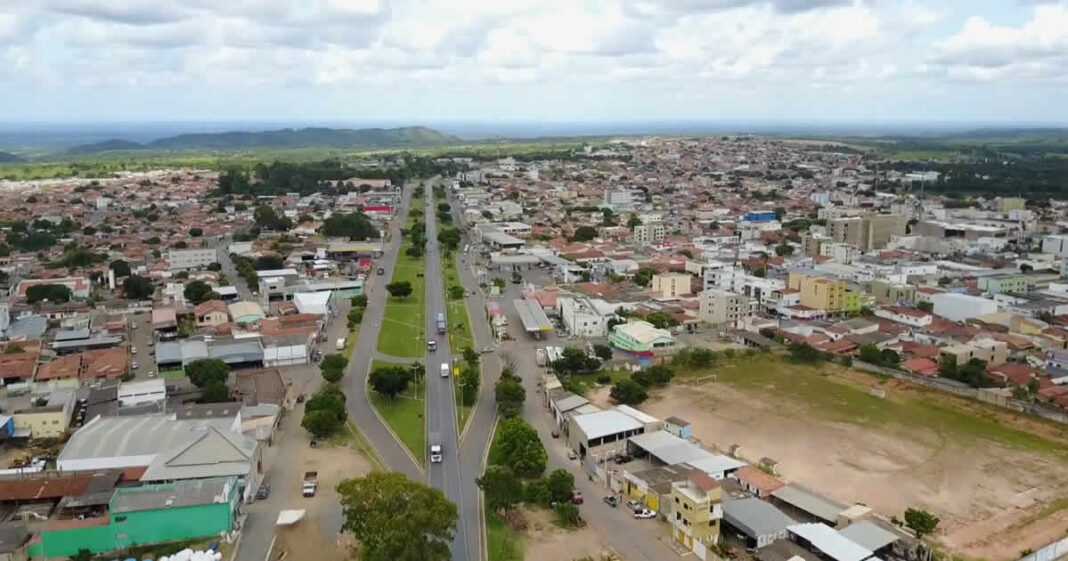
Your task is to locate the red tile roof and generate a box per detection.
[735,465,785,495]
[902,358,939,377]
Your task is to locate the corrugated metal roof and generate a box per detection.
[772,483,847,522]
[788,523,873,561]
[723,497,796,538]
[839,521,901,552]
[111,477,234,513]
[572,410,642,440]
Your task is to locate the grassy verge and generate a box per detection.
[703,356,1068,457]
[345,420,386,471]
[486,512,523,561]
[377,195,427,358]
[367,359,426,464]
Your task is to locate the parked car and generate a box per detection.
[130,347,137,355]
[480,346,494,354]
[626,499,643,512]
[550,429,560,439]
[377,267,385,275]
[603,495,618,507]
[570,490,584,505]
[635,508,657,519]
[256,484,270,500]
[130,362,139,370]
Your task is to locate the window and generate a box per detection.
[115,516,127,523]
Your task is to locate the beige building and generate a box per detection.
[669,472,724,554]
[195,300,230,327]
[941,338,1009,367]
[829,213,906,250]
[651,273,692,298]
[12,390,75,438]
[698,289,752,328]
[633,223,666,245]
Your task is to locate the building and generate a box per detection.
[28,477,239,558]
[723,497,796,550]
[930,293,998,322]
[608,320,680,358]
[15,277,91,300]
[557,296,613,338]
[651,273,692,298]
[228,301,266,324]
[167,248,218,271]
[633,223,666,245]
[789,273,845,313]
[194,300,230,328]
[978,275,1027,295]
[829,213,905,251]
[873,306,932,328]
[699,289,753,328]
[1043,234,1068,257]
[745,210,778,223]
[733,465,785,498]
[117,379,166,408]
[770,484,848,527]
[12,389,76,438]
[787,523,876,561]
[940,339,1008,367]
[669,472,724,556]
[865,280,915,306]
[567,409,645,459]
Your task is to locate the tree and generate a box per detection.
[570,225,599,242]
[303,385,347,437]
[351,294,368,308]
[495,377,526,418]
[253,255,285,270]
[347,307,363,329]
[592,344,613,361]
[903,507,940,539]
[610,379,649,405]
[462,346,480,366]
[552,347,601,376]
[938,354,958,378]
[958,358,991,387]
[788,342,824,363]
[369,366,412,400]
[253,204,293,232]
[321,353,348,383]
[82,225,96,236]
[645,311,679,329]
[122,275,154,300]
[917,301,933,313]
[489,418,547,478]
[448,285,464,300]
[3,344,24,355]
[200,381,231,403]
[183,280,219,304]
[437,228,461,251]
[477,465,522,513]
[554,503,581,527]
[320,212,378,240]
[109,259,131,277]
[633,267,657,287]
[189,227,203,237]
[185,359,229,387]
[459,363,479,406]
[338,472,457,561]
[302,409,343,438]
[25,284,73,304]
[775,243,795,256]
[627,215,642,228]
[386,281,413,298]
[523,478,551,506]
[546,468,575,504]
[1020,263,1033,273]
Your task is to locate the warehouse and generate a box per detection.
[567,409,645,459]
[723,497,796,550]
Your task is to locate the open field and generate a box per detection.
[487,513,523,561]
[376,196,426,358]
[367,359,426,464]
[637,356,1068,561]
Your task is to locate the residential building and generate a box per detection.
[608,320,680,357]
[873,306,932,328]
[819,243,858,264]
[940,339,1008,367]
[651,273,693,298]
[557,296,613,337]
[829,213,906,250]
[1043,235,1068,257]
[669,472,724,555]
[633,223,666,245]
[789,273,845,312]
[930,293,998,322]
[865,279,915,306]
[194,300,229,327]
[978,275,1028,295]
[699,289,753,328]
[15,277,91,300]
[167,248,218,271]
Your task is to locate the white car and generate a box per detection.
[635,509,657,519]
[130,347,137,355]
[440,363,450,378]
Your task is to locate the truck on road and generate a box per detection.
[335,338,345,351]
[429,432,443,463]
[436,312,446,335]
[302,472,318,497]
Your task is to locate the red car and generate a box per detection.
[570,490,584,505]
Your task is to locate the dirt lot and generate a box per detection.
[520,507,617,561]
[625,357,1068,561]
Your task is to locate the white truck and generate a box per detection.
[335,338,345,351]
[302,471,318,497]
[440,362,450,378]
[429,432,443,463]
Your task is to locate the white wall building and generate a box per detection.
[118,379,167,408]
[1043,235,1068,257]
[699,289,754,328]
[931,293,998,322]
[167,248,218,271]
[558,296,615,337]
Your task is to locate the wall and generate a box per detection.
[111,500,233,549]
[32,521,115,558]
[12,409,68,438]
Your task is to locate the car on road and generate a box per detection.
[603,495,618,507]
[626,499,643,512]
[147,371,156,378]
[440,362,450,378]
[130,347,137,355]
[427,340,437,351]
[480,346,493,354]
[570,490,584,505]
[377,267,385,275]
[256,484,270,500]
[635,508,657,519]
[131,323,138,329]
[131,362,139,370]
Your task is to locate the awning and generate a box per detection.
[276,510,306,525]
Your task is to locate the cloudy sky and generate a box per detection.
[2,0,1067,124]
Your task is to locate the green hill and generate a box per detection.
[66,139,145,154]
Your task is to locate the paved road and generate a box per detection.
[341,182,424,482]
[423,183,472,561]
[217,238,255,302]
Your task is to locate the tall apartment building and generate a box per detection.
[167,248,218,271]
[788,272,846,312]
[698,289,753,328]
[829,213,906,251]
[669,473,723,554]
[633,223,666,245]
[651,273,692,298]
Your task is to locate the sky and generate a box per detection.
[1,0,1067,125]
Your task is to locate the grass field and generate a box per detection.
[367,359,426,464]
[633,355,1068,560]
[376,195,427,358]
[486,513,523,561]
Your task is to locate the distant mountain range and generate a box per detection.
[67,126,461,154]
[0,151,24,163]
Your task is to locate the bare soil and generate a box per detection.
[639,372,1068,560]
[520,507,618,561]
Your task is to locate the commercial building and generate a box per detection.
[633,223,666,245]
[608,320,680,358]
[116,379,166,408]
[28,477,240,558]
[770,484,848,527]
[669,472,724,556]
[787,523,876,561]
[930,293,998,322]
[699,289,753,328]
[12,389,76,438]
[829,213,905,251]
[557,296,614,337]
[651,273,693,298]
[723,497,796,550]
[977,275,1027,295]
[567,409,645,459]
[167,248,218,271]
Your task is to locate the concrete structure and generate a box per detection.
[865,280,916,306]
[930,293,998,322]
[940,338,1008,367]
[557,296,613,337]
[978,275,1028,295]
[669,472,724,556]
[633,223,666,245]
[651,273,693,298]
[699,288,753,328]
[873,306,932,328]
[829,213,905,251]
[724,497,796,550]
[771,484,848,526]
[194,300,229,327]
[608,320,680,357]
[228,301,266,324]
[787,523,875,561]
[117,379,166,408]
[167,248,218,271]
[567,409,645,459]
[789,273,846,313]
[12,389,75,438]
[1043,234,1068,257]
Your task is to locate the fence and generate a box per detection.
[1020,535,1068,561]
[852,360,1068,425]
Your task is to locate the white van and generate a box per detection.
[440,362,450,378]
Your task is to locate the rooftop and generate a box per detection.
[110,477,235,513]
[572,409,643,440]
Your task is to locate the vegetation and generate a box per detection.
[610,378,649,405]
[494,367,526,419]
[488,417,547,479]
[477,465,523,514]
[25,284,72,304]
[321,212,378,240]
[183,280,220,304]
[368,360,425,462]
[302,385,348,438]
[903,507,940,539]
[386,281,414,298]
[378,193,427,358]
[185,359,229,387]
[369,365,414,400]
[122,275,154,300]
[320,353,348,384]
[337,471,457,561]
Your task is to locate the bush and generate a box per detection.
[596,374,612,384]
[523,479,551,506]
[554,503,581,527]
[610,379,648,405]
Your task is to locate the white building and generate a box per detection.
[819,243,858,264]
[117,379,167,408]
[558,296,617,337]
[1043,235,1068,257]
[873,306,933,328]
[930,293,998,322]
[167,248,218,271]
[699,289,754,328]
[633,223,665,245]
